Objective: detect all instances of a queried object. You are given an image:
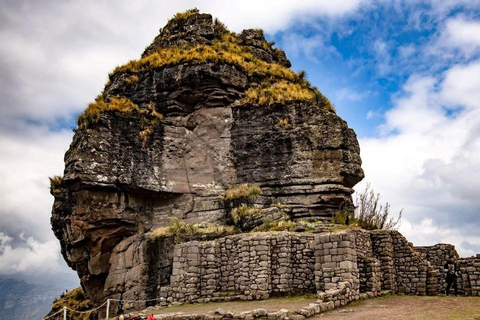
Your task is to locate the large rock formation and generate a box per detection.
[51,10,364,308]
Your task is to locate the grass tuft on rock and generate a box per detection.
[253,218,297,232]
[49,175,63,191]
[230,204,262,225]
[243,80,315,106]
[45,287,94,320]
[151,218,238,239]
[76,98,163,147]
[171,8,200,22]
[224,183,261,201]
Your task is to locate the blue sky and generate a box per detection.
[1,0,480,286]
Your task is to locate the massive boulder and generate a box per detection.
[51,10,364,308]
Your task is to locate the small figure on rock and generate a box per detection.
[444,255,458,296]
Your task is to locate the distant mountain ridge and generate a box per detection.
[0,278,66,320]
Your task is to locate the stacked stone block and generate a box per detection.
[458,255,480,296]
[390,232,427,295]
[357,256,381,296]
[415,244,456,294]
[314,233,359,307]
[371,231,397,292]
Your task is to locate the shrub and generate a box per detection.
[354,183,402,230]
[224,183,261,201]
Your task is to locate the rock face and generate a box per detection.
[51,10,364,308]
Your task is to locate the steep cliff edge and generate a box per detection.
[50,10,364,309]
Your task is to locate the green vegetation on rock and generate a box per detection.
[45,287,95,320]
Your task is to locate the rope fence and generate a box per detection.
[42,297,164,320]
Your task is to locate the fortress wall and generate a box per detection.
[103,230,480,314]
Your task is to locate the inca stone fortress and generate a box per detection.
[50,10,480,317]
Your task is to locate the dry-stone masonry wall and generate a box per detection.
[100,228,480,316]
[416,244,480,295]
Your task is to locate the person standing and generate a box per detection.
[444,255,458,296]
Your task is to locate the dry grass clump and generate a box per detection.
[124,74,139,85]
[77,97,163,132]
[111,38,298,83]
[49,175,63,191]
[171,8,199,21]
[151,218,238,239]
[105,19,335,111]
[277,118,292,129]
[224,183,261,201]
[46,287,94,320]
[253,218,297,232]
[230,204,262,225]
[243,81,315,106]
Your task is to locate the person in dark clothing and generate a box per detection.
[444,255,458,296]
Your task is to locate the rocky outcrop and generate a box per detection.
[51,10,364,308]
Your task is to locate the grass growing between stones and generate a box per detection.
[150,218,238,240]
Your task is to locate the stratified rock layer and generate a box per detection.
[51,11,364,309]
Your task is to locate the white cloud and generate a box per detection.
[0,231,64,275]
[0,128,72,241]
[431,16,480,60]
[358,60,480,257]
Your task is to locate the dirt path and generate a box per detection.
[147,295,318,315]
[316,295,480,320]
[137,295,480,319]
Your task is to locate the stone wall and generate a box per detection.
[415,244,456,294]
[104,229,480,315]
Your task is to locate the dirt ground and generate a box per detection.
[316,295,480,320]
[147,295,318,315]
[142,295,480,320]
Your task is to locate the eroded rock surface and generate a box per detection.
[51,11,364,309]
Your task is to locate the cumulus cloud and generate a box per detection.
[358,59,480,256]
[0,232,62,275]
